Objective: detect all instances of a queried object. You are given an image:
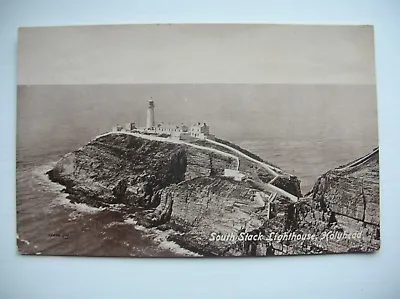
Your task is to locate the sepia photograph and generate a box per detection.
[16,24,379,257]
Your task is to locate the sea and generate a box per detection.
[16,84,379,257]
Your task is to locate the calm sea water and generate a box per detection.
[16,84,378,256]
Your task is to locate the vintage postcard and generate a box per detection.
[17,24,379,257]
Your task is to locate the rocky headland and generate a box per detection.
[47,133,380,256]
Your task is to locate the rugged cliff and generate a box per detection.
[48,133,380,256]
[257,148,380,255]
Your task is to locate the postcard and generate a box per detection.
[17,24,379,257]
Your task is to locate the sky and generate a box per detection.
[17,24,376,85]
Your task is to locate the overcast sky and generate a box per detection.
[18,24,376,85]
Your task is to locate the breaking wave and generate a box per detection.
[123,217,202,257]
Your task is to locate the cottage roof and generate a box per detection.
[157,123,187,130]
[191,122,208,128]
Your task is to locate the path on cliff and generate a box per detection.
[335,147,379,171]
[247,178,298,203]
[94,132,297,202]
[205,139,280,177]
[205,139,298,202]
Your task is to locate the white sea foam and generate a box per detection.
[32,163,201,257]
[123,217,153,232]
[157,240,201,257]
[32,162,64,193]
[16,234,31,246]
[152,230,202,257]
[104,221,121,229]
[123,217,137,225]
[103,203,126,212]
[133,224,148,232]
[68,210,81,221]
[49,191,106,215]
[73,202,106,214]
[123,216,201,257]
[32,163,106,217]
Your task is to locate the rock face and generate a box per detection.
[309,149,379,226]
[49,134,188,207]
[257,148,380,255]
[48,133,380,256]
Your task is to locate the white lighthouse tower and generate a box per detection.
[146,99,155,128]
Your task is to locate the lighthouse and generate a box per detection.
[146,99,155,128]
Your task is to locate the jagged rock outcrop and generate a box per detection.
[49,134,187,207]
[48,134,235,207]
[271,175,302,198]
[309,148,379,226]
[48,133,380,256]
[142,177,273,255]
[255,148,380,255]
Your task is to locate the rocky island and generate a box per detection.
[46,99,380,256]
[47,131,380,256]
